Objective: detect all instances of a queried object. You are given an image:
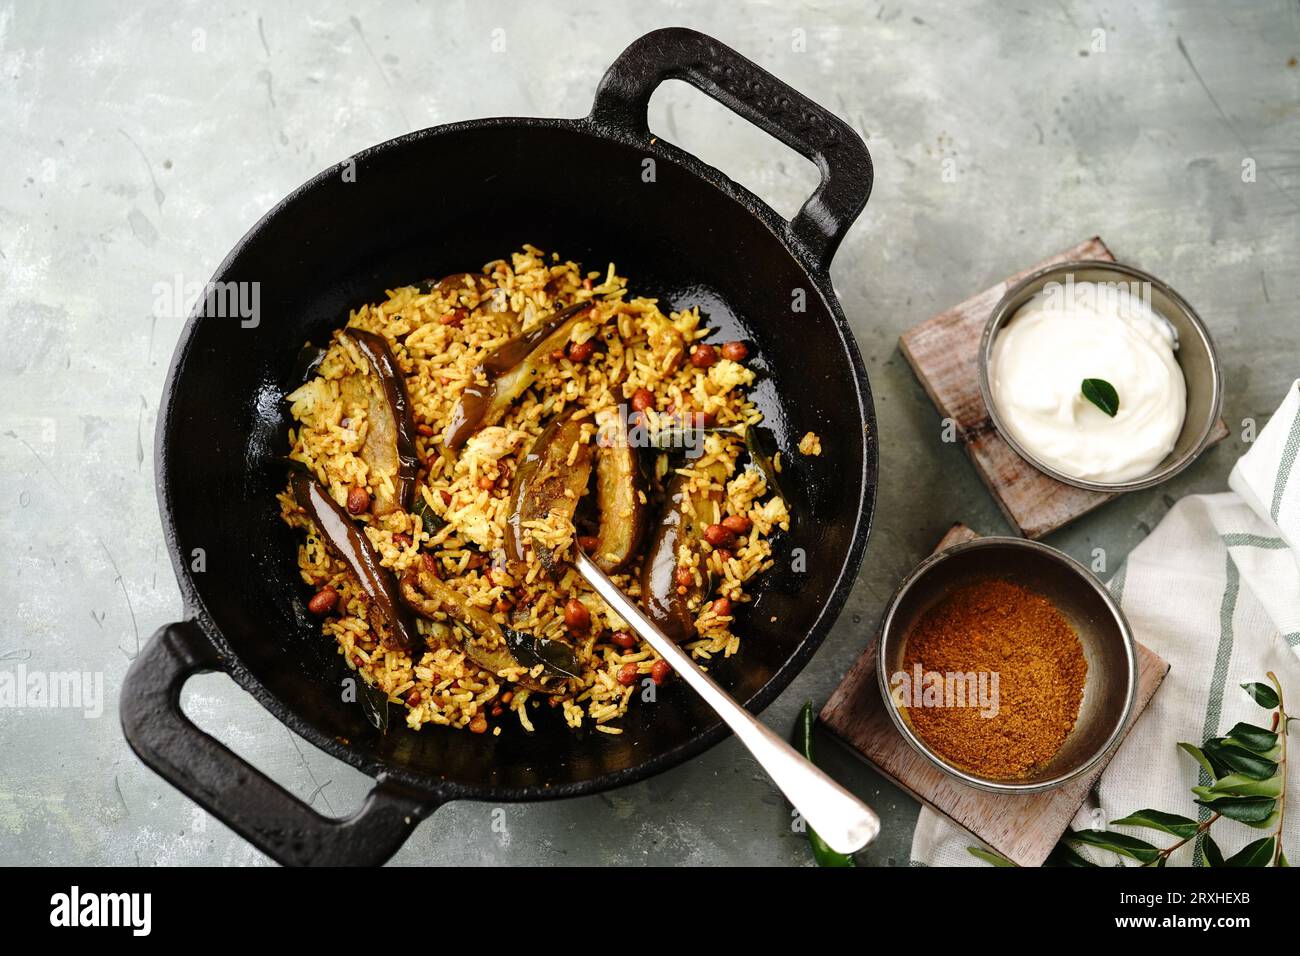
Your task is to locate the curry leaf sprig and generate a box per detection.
[1067,674,1288,867]
[967,673,1291,867]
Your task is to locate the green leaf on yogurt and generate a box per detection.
[1082,378,1120,417]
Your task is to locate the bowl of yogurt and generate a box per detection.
[978,261,1223,491]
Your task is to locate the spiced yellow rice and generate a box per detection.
[278,245,792,736]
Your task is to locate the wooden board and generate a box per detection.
[899,237,1230,538]
[819,523,1170,868]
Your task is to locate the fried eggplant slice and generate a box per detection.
[284,343,328,394]
[505,411,595,577]
[443,300,599,450]
[339,328,419,516]
[588,408,647,572]
[291,469,422,654]
[639,459,727,643]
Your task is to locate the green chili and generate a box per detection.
[794,701,855,867]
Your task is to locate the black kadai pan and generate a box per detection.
[121,27,877,865]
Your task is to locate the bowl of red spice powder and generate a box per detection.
[876,537,1137,793]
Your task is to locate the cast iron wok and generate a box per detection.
[121,27,877,865]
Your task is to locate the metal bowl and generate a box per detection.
[977,260,1223,492]
[876,537,1137,793]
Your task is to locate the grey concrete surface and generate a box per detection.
[1,0,1297,866]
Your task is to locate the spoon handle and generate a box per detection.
[574,553,880,855]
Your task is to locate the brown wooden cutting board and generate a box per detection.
[819,523,1170,867]
[899,237,1229,538]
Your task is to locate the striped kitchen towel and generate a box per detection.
[913,380,1300,866]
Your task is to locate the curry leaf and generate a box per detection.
[1178,742,1217,780]
[1242,812,1280,832]
[501,626,582,679]
[357,677,390,734]
[1194,772,1283,800]
[1224,722,1278,754]
[1201,833,1225,867]
[1082,378,1120,417]
[1045,841,1099,867]
[1066,828,1162,865]
[411,493,447,534]
[1111,809,1200,840]
[1193,795,1277,824]
[1202,739,1276,780]
[1197,778,1280,802]
[1223,739,1282,762]
[744,425,789,504]
[967,846,1016,867]
[1223,837,1275,867]
[1241,682,1280,709]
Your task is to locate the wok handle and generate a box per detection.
[120,620,438,866]
[589,26,872,275]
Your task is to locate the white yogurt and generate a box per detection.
[988,280,1186,483]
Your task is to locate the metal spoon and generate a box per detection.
[573,551,881,855]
